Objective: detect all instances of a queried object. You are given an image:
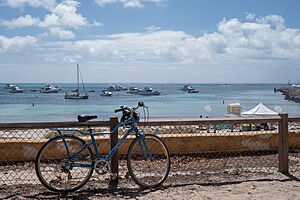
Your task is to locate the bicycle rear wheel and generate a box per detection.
[35,135,94,192]
[127,134,170,188]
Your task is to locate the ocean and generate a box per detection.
[0,83,299,122]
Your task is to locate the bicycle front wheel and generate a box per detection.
[127,134,170,188]
[35,135,94,192]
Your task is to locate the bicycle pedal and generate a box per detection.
[110,173,118,180]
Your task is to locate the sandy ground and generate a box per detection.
[1,172,300,199]
[1,154,300,199]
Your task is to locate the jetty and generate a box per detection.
[277,86,300,103]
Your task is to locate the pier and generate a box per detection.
[278,86,300,103]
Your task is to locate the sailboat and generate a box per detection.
[64,64,89,99]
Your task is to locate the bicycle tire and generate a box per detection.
[127,134,170,188]
[35,135,94,192]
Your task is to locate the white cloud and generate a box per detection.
[49,27,75,39]
[145,25,161,32]
[91,20,104,27]
[256,15,285,30]
[245,12,256,21]
[95,0,167,8]
[63,54,81,63]
[121,0,143,8]
[0,15,39,28]
[0,0,100,39]
[94,0,117,6]
[66,14,300,63]
[0,35,37,53]
[71,30,223,62]
[3,0,56,10]
[217,15,300,59]
[40,0,88,28]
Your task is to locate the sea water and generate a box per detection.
[0,83,299,122]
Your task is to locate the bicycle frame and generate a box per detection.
[51,119,152,168]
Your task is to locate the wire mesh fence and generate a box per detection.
[288,117,300,176]
[0,116,299,190]
[138,118,281,185]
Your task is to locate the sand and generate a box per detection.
[1,172,300,199]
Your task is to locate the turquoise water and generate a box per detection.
[0,83,299,122]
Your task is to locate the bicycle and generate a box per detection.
[35,101,170,192]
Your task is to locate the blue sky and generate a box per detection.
[0,0,300,83]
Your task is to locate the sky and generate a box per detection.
[0,0,300,83]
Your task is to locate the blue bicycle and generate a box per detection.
[35,102,170,192]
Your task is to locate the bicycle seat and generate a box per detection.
[77,114,98,122]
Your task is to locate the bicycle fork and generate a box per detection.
[138,135,153,161]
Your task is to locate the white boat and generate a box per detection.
[104,85,117,91]
[100,91,112,97]
[40,84,60,93]
[9,86,24,93]
[139,85,160,96]
[115,85,127,91]
[65,64,89,100]
[292,84,300,88]
[126,86,140,94]
[104,85,127,91]
[4,84,16,89]
[180,85,194,91]
[188,89,199,93]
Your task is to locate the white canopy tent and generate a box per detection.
[241,102,278,116]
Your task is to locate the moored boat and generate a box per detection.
[188,89,199,93]
[9,86,24,93]
[40,84,60,93]
[65,93,88,99]
[179,85,194,91]
[100,91,112,97]
[104,85,127,91]
[139,85,160,96]
[127,86,140,94]
[65,64,89,100]
[4,84,16,89]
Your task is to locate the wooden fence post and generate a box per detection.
[278,113,289,173]
[109,117,119,189]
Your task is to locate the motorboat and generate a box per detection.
[9,86,24,93]
[115,85,127,91]
[89,89,95,92]
[292,84,300,88]
[126,86,140,94]
[105,85,118,91]
[188,89,199,93]
[179,85,194,91]
[40,84,60,93]
[65,64,89,100]
[104,85,127,91]
[100,91,112,97]
[139,85,160,96]
[4,84,16,89]
[180,84,199,93]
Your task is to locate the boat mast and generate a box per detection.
[77,64,79,96]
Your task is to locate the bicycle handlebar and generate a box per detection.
[114,108,124,113]
[114,101,148,113]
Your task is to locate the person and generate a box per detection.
[200,115,202,118]
[263,123,269,130]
